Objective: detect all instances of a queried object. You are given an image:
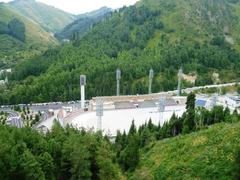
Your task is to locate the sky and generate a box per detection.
[0,0,139,14]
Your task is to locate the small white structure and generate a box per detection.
[62,106,73,113]
[36,125,48,134]
[0,76,8,85]
[47,109,55,118]
[225,96,240,109]
[62,39,70,43]
[0,68,11,75]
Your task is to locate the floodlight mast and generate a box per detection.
[116,69,121,96]
[149,69,154,94]
[96,98,103,131]
[158,96,166,122]
[177,67,183,96]
[80,75,86,109]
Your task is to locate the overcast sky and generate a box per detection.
[0,0,139,14]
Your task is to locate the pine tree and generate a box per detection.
[147,118,154,132]
[119,134,139,172]
[128,120,137,136]
[183,92,196,134]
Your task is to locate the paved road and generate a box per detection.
[0,109,19,117]
[0,109,24,128]
[181,82,239,94]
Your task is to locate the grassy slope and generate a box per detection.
[8,0,75,33]
[0,4,57,45]
[0,4,58,67]
[131,122,240,179]
[139,0,240,49]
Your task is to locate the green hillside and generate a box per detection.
[7,0,75,33]
[138,0,240,50]
[55,7,112,40]
[0,3,58,68]
[131,122,240,179]
[1,0,240,104]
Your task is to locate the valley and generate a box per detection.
[0,0,240,179]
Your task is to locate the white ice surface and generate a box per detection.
[71,105,186,136]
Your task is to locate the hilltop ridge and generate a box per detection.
[7,0,75,33]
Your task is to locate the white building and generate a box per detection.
[225,96,240,109]
[0,68,12,75]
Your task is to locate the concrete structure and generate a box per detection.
[62,106,73,113]
[66,95,187,136]
[24,82,239,135]
[177,67,183,96]
[96,99,103,131]
[225,96,240,109]
[158,96,166,121]
[71,105,186,136]
[149,69,154,94]
[80,75,86,109]
[116,69,121,96]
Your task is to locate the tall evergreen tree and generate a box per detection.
[183,92,196,134]
[119,134,140,172]
[128,120,137,137]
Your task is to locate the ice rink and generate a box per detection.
[70,105,186,136]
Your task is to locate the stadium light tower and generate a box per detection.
[116,69,121,96]
[149,69,154,94]
[177,67,183,96]
[158,96,166,122]
[96,98,103,131]
[80,75,86,109]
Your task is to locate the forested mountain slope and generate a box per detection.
[1,0,240,104]
[7,0,75,33]
[0,4,58,68]
[55,7,112,40]
[131,122,240,179]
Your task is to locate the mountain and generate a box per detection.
[77,6,112,18]
[1,0,240,104]
[0,3,58,68]
[131,121,240,179]
[55,7,112,41]
[7,0,75,33]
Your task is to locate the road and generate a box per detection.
[0,109,19,117]
[0,109,24,128]
[181,82,239,94]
